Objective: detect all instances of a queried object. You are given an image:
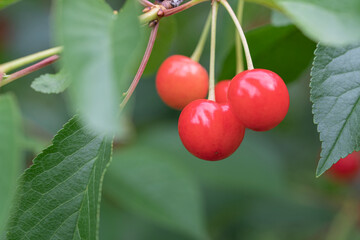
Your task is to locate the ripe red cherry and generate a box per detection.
[215,80,231,103]
[328,152,360,182]
[178,99,245,161]
[228,69,289,131]
[156,55,209,110]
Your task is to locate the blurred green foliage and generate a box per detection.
[1,0,360,239]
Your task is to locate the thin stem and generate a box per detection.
[139,0,154,7]
[208,1,219,102]
[120,23,159,109]
[0,55,59,87]
[0,46,63,73]
[235,0,244,73]
[191,11,211,62]
[220,0,253,70]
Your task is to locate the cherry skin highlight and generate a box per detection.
[228,69,289,131]
[215,80,231,103]
[156,55,209,110]
[178,99,245,161]
[328,152,360,182]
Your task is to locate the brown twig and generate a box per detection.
[0,55,59,87]
[139,0,154,7]
[120,23,159,109]
[164,0,208,16]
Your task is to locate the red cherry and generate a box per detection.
[329,152,360,182]
[228,69,289,131]
[215,80,231,103]
[156,55,209,110]
[178,99,245,161]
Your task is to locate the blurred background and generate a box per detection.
[1,0,360,239]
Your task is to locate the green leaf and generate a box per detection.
[311,43,360,176]
[219,25,315,83]
[31,71,70,94]
[6,117,113,240]
[103,146,208,240]
[0,94,22,232]
[247,0,360,45]
[0,0,19,10]
[57,0,143,135]
[271,11,292,26]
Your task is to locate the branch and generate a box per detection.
[139,0,154,7]
[139,0,209,24]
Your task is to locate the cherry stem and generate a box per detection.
[235,0,244,73]
[0,55,60,87]
[190,11,211,62]
[139,0,154,7]
[208,0,219,102]
[0,46,63,74]
[220,0,253,70]
[120,23,159,110]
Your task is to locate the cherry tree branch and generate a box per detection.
[139,0,154,7]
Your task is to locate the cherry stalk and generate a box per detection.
[220,0,253,70]
[120,23,159,109]
[208,0,219,101]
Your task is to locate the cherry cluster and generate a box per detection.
[156,55,290,161]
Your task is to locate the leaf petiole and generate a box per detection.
[0,55,60,87]
[0,46,62,74]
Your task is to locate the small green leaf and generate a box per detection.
[103,146,208,240]
[311,43,360,176]
[6,117,113,240]
[31,71,70,94]
[247,0,360,45]
[0,0,19,10]
[219,25,315,83]
[57,0,143,135]
[0,94,22,232]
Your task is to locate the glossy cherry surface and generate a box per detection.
[178,99,245,161]
[329,152,360,182]
[228,69,289,131]
[215,80,231,103]
[156,55,209,110]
